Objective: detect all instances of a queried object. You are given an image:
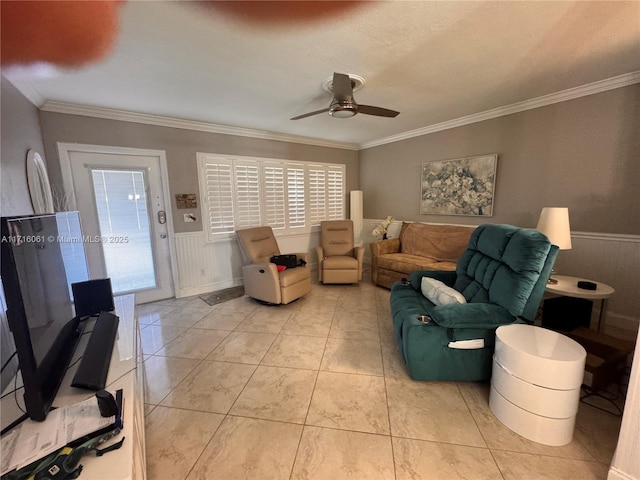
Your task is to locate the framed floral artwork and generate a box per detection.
[420,154,497,216]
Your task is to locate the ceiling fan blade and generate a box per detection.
[290,108,330,120]
[357,105,400,118]
[332,72,353,99]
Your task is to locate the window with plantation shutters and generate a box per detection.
[197,153,345,241]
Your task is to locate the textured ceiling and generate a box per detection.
[5,1,640,147]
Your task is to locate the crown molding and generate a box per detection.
[38,71,639,153]
[39,101,359,151]
[359,71,640,150]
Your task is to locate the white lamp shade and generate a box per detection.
[536,207,572,250]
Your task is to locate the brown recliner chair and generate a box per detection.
[316,220,364,284]
[236,226,311,304]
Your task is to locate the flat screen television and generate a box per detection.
[1,212,89,422]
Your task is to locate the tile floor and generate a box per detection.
[139,274,624,480]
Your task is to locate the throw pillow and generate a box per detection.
[421,277,467,306]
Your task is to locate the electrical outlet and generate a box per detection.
[184,213,197,223]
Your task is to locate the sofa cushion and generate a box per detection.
[400,223,474,262]
[377,253,457,274]
[421,278,467,305]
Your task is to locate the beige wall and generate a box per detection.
[0,77,45,216]
[38,112,359,233]
[359,84,640,235]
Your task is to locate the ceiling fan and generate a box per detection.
[291,72,400,120]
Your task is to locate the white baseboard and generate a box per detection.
[608,466,638,480]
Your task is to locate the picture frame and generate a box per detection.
[420,154,497,216]
[175,193,197,209]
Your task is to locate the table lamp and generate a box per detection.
[536,207,571,283]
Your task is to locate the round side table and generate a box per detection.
[545,275,615,331]
[489,324,586,446]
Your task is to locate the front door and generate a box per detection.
[59,144,175,304]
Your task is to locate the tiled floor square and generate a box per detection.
[186,416,303,480]
[307,371,390,434]
[261,334,327,369]
[491,450,609,480]
[291,426,395,480]
[145,406,224,480]
[393,437,503,480]
[320,337,384,376]
[229,365,317,423]
[156,328,230,359]
[194,308,251,330]
[281,311,333,337]
[207,331,277,364]
[386,377,486,447]
[139,324,188,355]
[160,360,256,413]
[142,355,201,405]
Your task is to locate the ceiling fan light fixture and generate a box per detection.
[329,107,357,118]
[329,100,357,118]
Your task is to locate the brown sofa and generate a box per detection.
[370,222,476,288]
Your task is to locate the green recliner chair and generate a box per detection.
[390,224,558,381]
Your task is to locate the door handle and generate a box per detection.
[158,210,166,224]
[160,233,167,239]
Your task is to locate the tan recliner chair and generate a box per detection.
[236,226,311,304]
[316,220,364,284]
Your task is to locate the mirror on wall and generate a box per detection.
[26,149,55,214]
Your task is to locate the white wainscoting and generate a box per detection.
[363,219,640,336]
[174,230,321,298]
[556,232,640,336]
[174,232,244,298]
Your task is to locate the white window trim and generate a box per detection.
[197,153,346,242]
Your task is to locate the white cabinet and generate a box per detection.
[71,294,146,479]
[2,294,145,479]
[489,324,586,446]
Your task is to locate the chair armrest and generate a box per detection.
[243,262,280,282]
[409,270,457,289]
[242,263,281,303]
[429,303,516,329]
[370,238,400,256]
[370,239,400,284]
[315,246,324,281]
[354,246,365,281]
